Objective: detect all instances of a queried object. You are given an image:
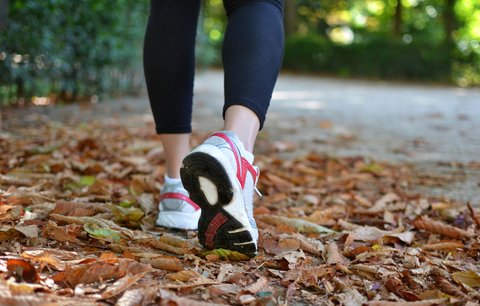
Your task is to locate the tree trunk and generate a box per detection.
[0,0,8,129]
[444,0,456,43]
[284,0,297,37]
[393,0,402,37]
[0,0,8,30]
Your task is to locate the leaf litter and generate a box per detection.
[0,119,479,305]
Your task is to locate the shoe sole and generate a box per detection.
[181,149,257,257]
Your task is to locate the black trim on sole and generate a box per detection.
[181,152,233,207]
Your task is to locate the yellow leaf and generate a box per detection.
[202,249,250,261]
[452,270,480,288]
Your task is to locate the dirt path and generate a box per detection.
[3,69,479,204]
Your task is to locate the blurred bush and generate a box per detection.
[1,0,479,107]
[0,0,148,105]
[283,35,460,82]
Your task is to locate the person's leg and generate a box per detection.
[144,0,201,179]
[222,0,284,151]
[144,0,202,230]
[223,106,259,152]
[181,0,284,256]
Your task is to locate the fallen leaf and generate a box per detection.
[336,288,367,306]
[412,215,474,239]
[422,241,464,250]
[84,222,121,243]
[3,257,39,283]
[367,300,446,306]
[326,242,348,265]
[202,249,250,261]
[452,270,480,288]
[0,224,38,241]
[258,215,336,234]
[141,255,182,272]
[167,270,202,282]
[116,286,159,306]
[101,270,150,299]
[55,259,151,288]
[51,200,104,216]
[21,248,78,271]
[386,231,415,244]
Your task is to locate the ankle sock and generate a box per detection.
[164,174,182,186]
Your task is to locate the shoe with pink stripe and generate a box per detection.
[180,131,260,257]
[156,182,201,230]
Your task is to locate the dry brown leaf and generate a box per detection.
[242,276,268,295]
[422,240,464,250]
[136,193,155,215]
[100,270,150,300]
[43,220,84,244]
[55,259,151,288]
[435,275,470,299]
[116,286,159,306]
[21,248,78,271]
[467,203,480,227]
[385,276,420,301]
[259,192,288,205]
[0,204,23,222]
[51,200,106,216]
[326,242,348,265]
[367,300,446,306]
[159,288,224,306]
[262,172,294,188]
[2,257,40,283]
[452,270,480,288]
[412,216,474,239]
[137,237,197,255]
[6,190,55,206]
[50,213,136,239]
[294,234,323,256]
[0,174,35,186]
[386,231,415,244]
[140,255,182,272]
[336,288,367,306]
[166,270,202,282]
[368,193,400,212]
[258,214,335,234]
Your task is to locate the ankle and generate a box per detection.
[164,174,182,186]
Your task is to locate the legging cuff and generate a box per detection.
[223,97,266,130]
[155,126,192,134]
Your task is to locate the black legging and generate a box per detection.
[143,0,284,133]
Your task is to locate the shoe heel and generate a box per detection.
[180,151,233,208]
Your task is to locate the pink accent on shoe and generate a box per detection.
[205,211,229,249]
[160,192,200,211]
[211,132,258,189]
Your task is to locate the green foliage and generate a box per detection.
[0,0,148,105]
[1,0,479,106]
[283,34,460,82]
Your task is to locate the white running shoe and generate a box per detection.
[180,131,260,257]
[156,181,201,230]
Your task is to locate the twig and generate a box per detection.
[467,202,480,228]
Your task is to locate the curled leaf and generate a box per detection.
[111,205,144,223]
[412,216,473,239]
[140,255,183,272]
[202,249,250,261]
[452,270,480,288]
[167,270,202,282]
[84,222,121,243]
[258,215,336,234]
